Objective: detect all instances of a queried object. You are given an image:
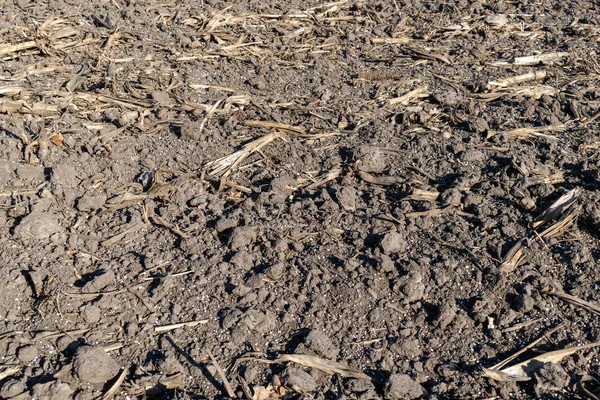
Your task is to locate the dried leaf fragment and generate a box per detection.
[278,354,370,380]
[532,188,579,229]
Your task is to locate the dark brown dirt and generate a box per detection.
[1,0,600,399]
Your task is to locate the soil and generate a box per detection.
[1,0,600,399]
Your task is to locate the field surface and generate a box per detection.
[1,0,600,399]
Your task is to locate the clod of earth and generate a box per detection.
[72,346,121,384]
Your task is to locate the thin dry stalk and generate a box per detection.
[206,131,283,177]
[403,189,439,201]
[357,170,403,186]
[0,182,46,198]
[304,167,342,190]
[552,292,600,315]
[206,350,235,397]
[244,120,306,135]
[532,189,579,229]
[0,367,20,381]
[499,238,526,274]
[389,86,429,106]
[484,341,600,382]
[476,85,556,102]
[101,222,147,247]
[0,26,78,57]
[538,205,580,239]
[34,328,89,340]
[153,319,209,334]
[0,86,24,95]
[277,354,370,380]
[501,318,543,333]
[513,52,569,66]
[487,70,549,88]
[490,324,564,371]
[526,172,564,186]
[100,367,128,400]
[581,141,600,151]
[371,37,410,44]
[487,124,565,141]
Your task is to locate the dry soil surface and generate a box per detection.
[1,0,600,399]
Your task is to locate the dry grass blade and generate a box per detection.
[538,205,580,239]
[532,188,579,229]
[487,70,549,88]
[403,189,439,201]
[499,238,526,274]
[513,52,569,65]
[101,222,147,248]
[0,366,21,381]
[0,26,78,57]
[244,120,306,135]
[487,124,565,141]
[206,131,283,177]
[493,324,565,371]
[501,318,543,333]
[552,291,600,315]
[0,182,46,198]
[496,342,600,381]
[100,366,128,400]
[371,37,410,44]
[34,328,89,340]
[0,86,24,95]
[405,205,460,218]
[526,172,564,186]
[581,141,600,151]
[105,192,148,206]
[153,319,210,334]
[357,170,403,186]
[483,324,564,381]
[304,167,342,190]
[389,86,429,106]
[206,350,235,397]
[476,85,556,102]
[277,354,370,380]
[409,48,451,64]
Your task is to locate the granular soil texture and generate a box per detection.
[1,0,600,399]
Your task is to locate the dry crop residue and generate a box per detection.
[1,0,600,399]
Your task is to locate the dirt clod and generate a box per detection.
[0,379,26,398]
[281,367,316,393]
[385,373,425,400]
[14,211,63,240]
[17,345,39,363]
[151,91,171,106]
[72,346,121,384]
[230,226,257,250]
[76,193,107,211]
[534,363,570,395]
[304,330,339,359]
[31,380,73,400]
[380,231,406,254]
